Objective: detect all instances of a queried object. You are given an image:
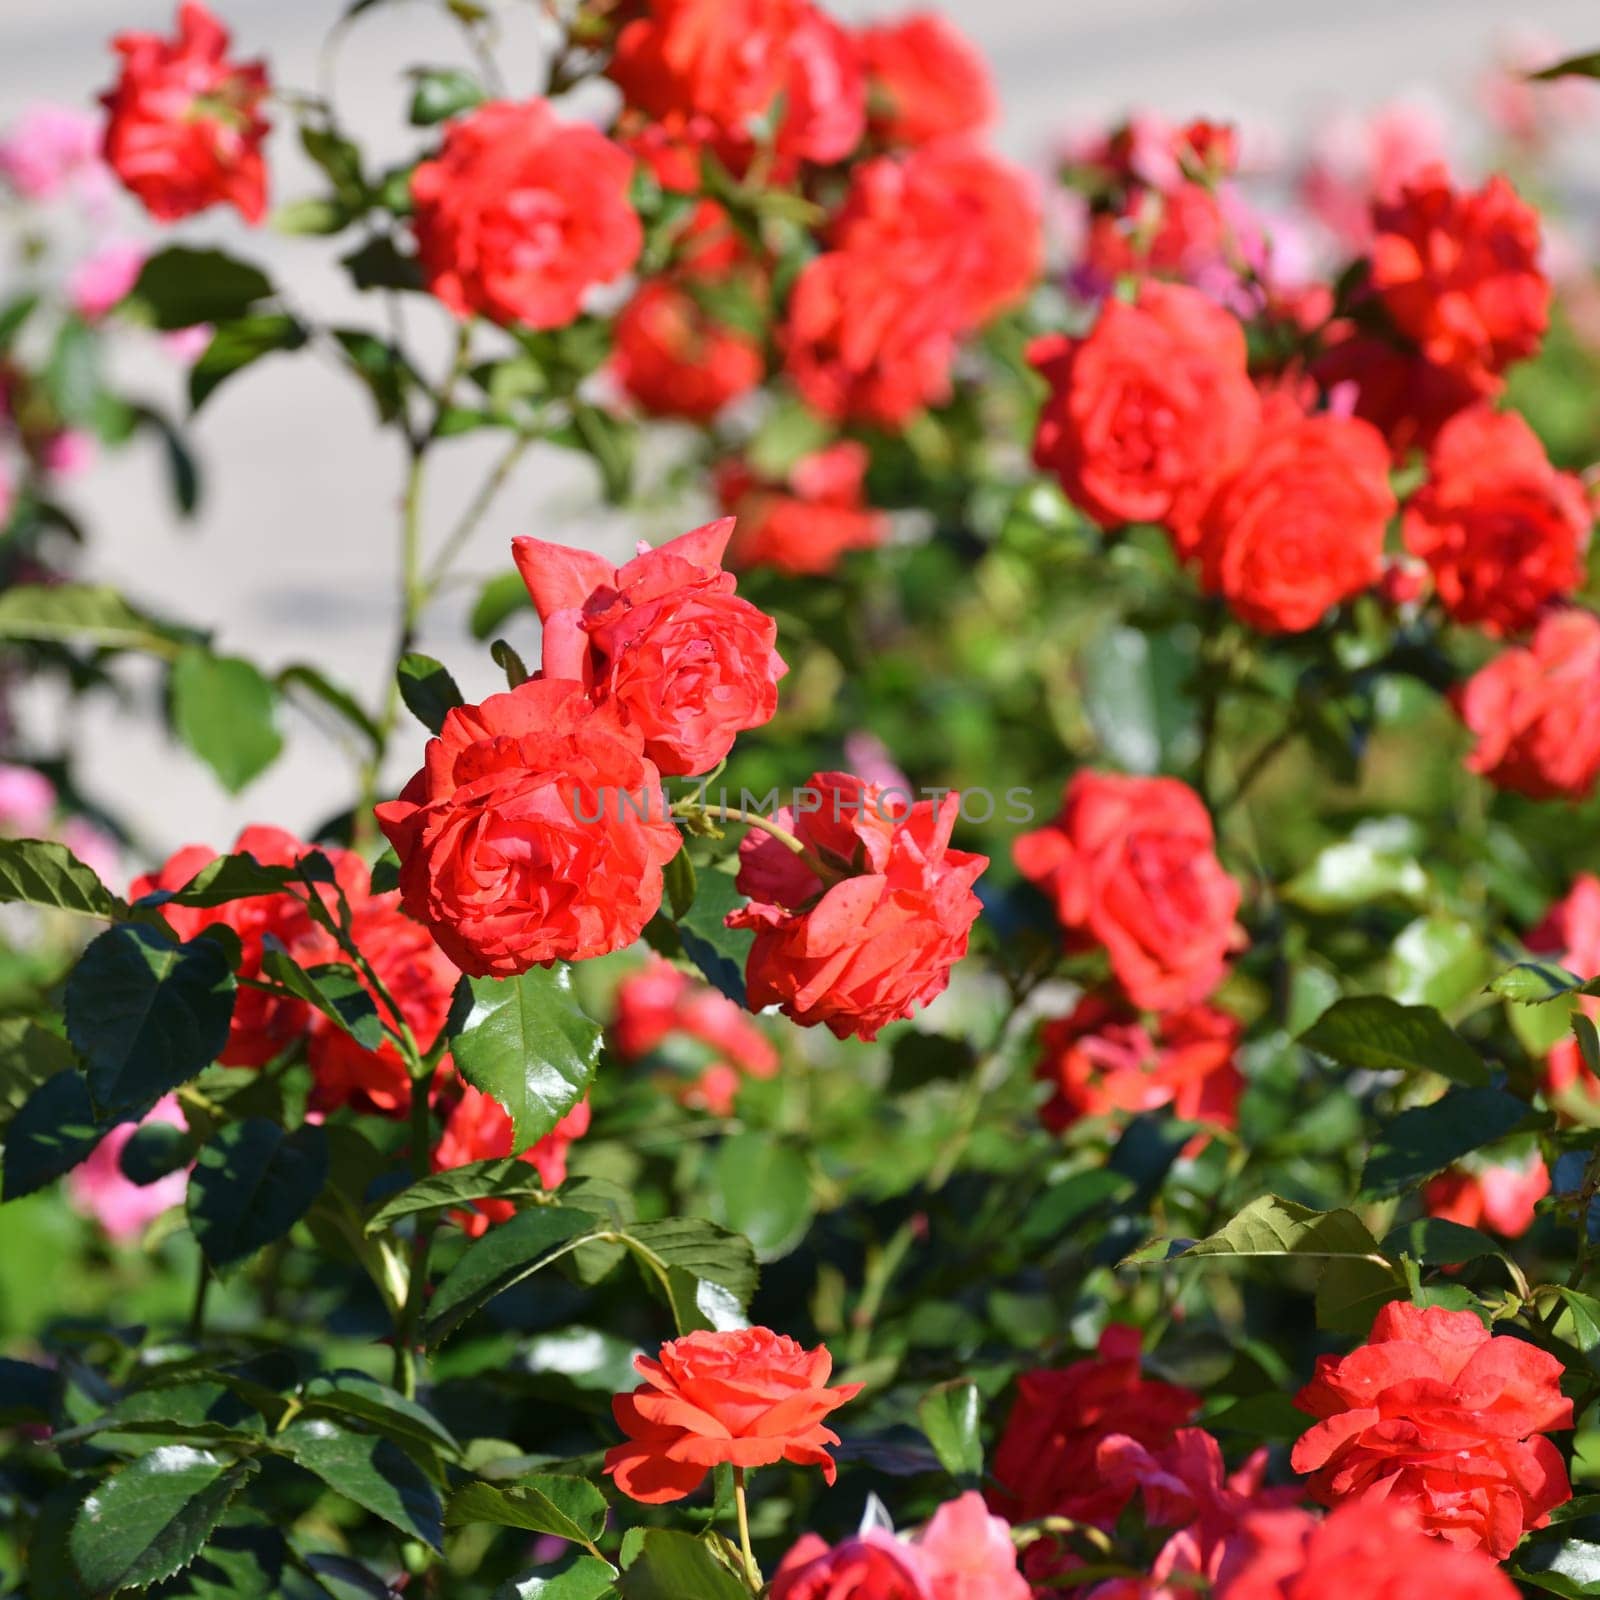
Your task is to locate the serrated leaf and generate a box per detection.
[1176,1194,1391,1263]
[446,1475,606,1546]
[0,1068,110,1200]
[1362,1087,1536,1196]
[452,967,602,1151]
[1300,996,1486,1086]
[301,1371,461,1458]
[0,836,125,919]
[1381,1217,1502,1267]
[364,1157,552,1234]
[623,1217,758,1313]
[278,1417,443,1549]
[154,851,301,909]
[618,1530,748,1600]
[65,924,236,1114]
[917,1380,983,1480]
[187,1118,329,1272]
[1492,960,1589,1004]
[259,947,383,1050]
[397,652,463,735]
[171,648,283,793]
[68,1448,258,1597]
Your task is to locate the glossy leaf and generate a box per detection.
[397,652,464,735]
[187,1118,330,1272]
[363,1157,551,1234]
[258,948,383,1050]
[917,1380,983,1480]
[675,867,751,1006]
[278,1416,443,1548]
[446,1474,607,1546]
[1299,996,1486,1087]
[1,1069,110,1200]
[1362,1087,1536,1196]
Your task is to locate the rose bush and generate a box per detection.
[7,6,1600,1600]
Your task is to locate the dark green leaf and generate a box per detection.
[363,1157,552,1234]
[301,1371,461,1458]
[120,1119,192,1185]
[155,851,301,909]
[1381,1217,1503,1267]
[490,638,530,689]
[1362,1087,1536,1196]
[408,67,487,124]
[662,848,695,921]
[332,328,417,425]
[146,1518,285,1600]
[917,1380,983,1481]
[618,1530,747,1600]
[342,236,424,293]
[709,1132,811,1262]
[445,1475,606,1545]
[134,248,274,331]
[623,1217,758,1314]
[452,966,603,1151]
[471,572,532,640]
[1300,996,1487,1086]
[187,1118,330,1272]
[0,836,124,918]
[259,948,383,1050]
[1531,51,1600,81]
[495,1552,619,1600]
[397,652,463,735]
[189,316,308,411]
[278,1417,443,1549]
[66,924,236,1113]
[171,647,283,792]
[1513,1533,1600,1596]
[0,1355,61,1423]
[1,1068,109,1200]
[68,1449,259,1596]
[675,867,750,1006]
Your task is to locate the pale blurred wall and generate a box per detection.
[1,0,1598,860]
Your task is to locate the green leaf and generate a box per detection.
[301,1371,461,1459]
[1080,623,1197,776]
[445,1475,606,1546]
[333,328,417,425]
[0,1356,60,1424]
[618,1530,748,1600]
[1019,1169,1132,1249]
[1579,1014,1600,1079]
[561,402,635,504]
[491,638,530,689]
[1282,839,1428,913]
[120,1118,191,1185]
[1552,1288,1600,1355]
[622,1217,758,1326]
[471,572,532,640]
[397,652,464,735]
[1381,1217,1503,1267]
[154,851,300,909]
[1,1069,110,1200]
[277,1417,443,1549]
[675,867,751,1006]
[342,235,424,293]
[1492,960,1590,1004]
[134,248,274,331]
[426,1206,604,1345]
[363,1157,552,1234]
[452,966,603,1151]
[1299,996,1487,1087]
[918,1380,983,1481]
[189,315,308,411]
[1531,50,1600,80]
[708,1132,812,1262]
[144,1518,285,1600]
[408,67,487,124]
[278,663,382,751]
[171,648,284,793]
[662,847,696,921]
[0,582,197,657]
[187,1118,330,1272]
[273,197,350,235]
[1362,1087,1536,1196]
[258,948,383,1050]
[65,924,237,1114]
[1385,914,1488,1010]
[0,836,125,919]
[1513,1534,1600,1597]
[495,1552,619,1600]
[68,1449,259,1596]
[1176,1194,1392,1263]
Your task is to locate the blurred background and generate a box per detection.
[3,0,1600,863]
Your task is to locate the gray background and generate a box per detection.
[2,0,1597,864]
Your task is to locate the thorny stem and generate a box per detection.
[733,1467,761,1591]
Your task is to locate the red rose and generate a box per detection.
[411,100,641,329]
[725,774,987,1041]
[1215,1502,1517,1600]
[604,1326,861,1503]
[1191,396,1395,634]
[1290,1301,1572,1556]
[1035,992,1243,1135]
[857,12,995,148]
[1311,333,1482,459]
[130,824,314,1068]
[988,1325,1200,1527]
[100,1,270,223]
[432,1085,592,1235]
[374,679,681,976]
[717,442,889,576]
[915,1493,1030,1600]
[1404,407,1590,636]
[608,0,864,171]
[612,278,764,422]
[1014,772,1242,1012]
[512,519,786,778]
[1456,609,1600,799]
[771,1533,931,1600]
[1528,874,1600,1103]
[1424,1157,1550,1239]
[1371,166,1548,385]
[1029,282,1259,539]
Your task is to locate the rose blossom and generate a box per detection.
[604,1326,862,1503]
[1290,1301,1572,1556]
[0,105,105,204]
[69,242,145,322]
[1404,407,1589,637]
[375,679,682,976]
[914,1493,1029,1600]
[1424,1157,1550,1238]
[513,520,786,779]
[66,1095,189,1245]
[1215,1501,1516,1600]
[771,1530,931,1600]
[100,1,270,224]
[612,278,765,422]
[717,442,888,577]
[857,13,995,148]
[411,100,641,329]
[1035,992,1243,1135]
[1014,771,1242,1012]
[1311,332,1481,460]
[1370,166,1548,386]
[1455,609,1600,800]
[726,773,988,1041]
[1029,282,1259,541]
[432,1086,592,1235]
[1191,395,1395,634]
[989,1325,1200,1528]
[1298,100,1451,251]
[1528,874,1600,1103]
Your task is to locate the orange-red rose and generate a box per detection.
[100,2,270,224]
[411,100,641,329]
[1528,874,1600,1103]
[613,278,765,422]
[1404,407,1590,637]
[374,679,681,976]
[857,13,995,148]
[1311,333,1482,460]
[1030,282,1259,540]
[1191,396,1395,634]
[604,1326,861,1503]
[717,442,888,576]
[771,1532,930,1600]
[1035,992,1243,1135]
[1014,772,1242,1012]
[1290,1301,1572,1557]
[1424,1157,1550,1239]
[1370,166,1548,386]
[725,774,987,1041]
[1216,1502,1517,1600]
[513,520,786,779]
